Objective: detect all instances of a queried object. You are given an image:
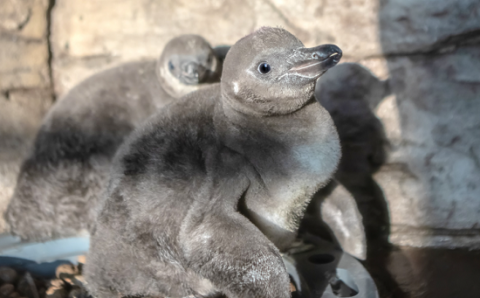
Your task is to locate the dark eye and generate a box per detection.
[258,63,271,74]
[168,61,175,71]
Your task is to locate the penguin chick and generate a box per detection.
[314,62,391,240]
[5,34,222,241]
[84,27,342,298]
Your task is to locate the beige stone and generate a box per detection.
[0,0,34,32]
[375,94,402,153]
[51,0,256,96]
[50,0,384,97]
[269,0,382,56]
[50,0,480,96]
[0,37,50,90]
[0,0,49,39]
[342,56,390,81]
[0,88,53,137]
[0,88,53,233]
[0,0,50,90]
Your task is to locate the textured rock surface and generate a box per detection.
[0,0,54,232]
[379,0,480,54]
[0,0,51,90]
[50,0,386,97]
[0,89,53,232]
[375,45,480,247]
[51,0,254,96]
[373,0,480,247]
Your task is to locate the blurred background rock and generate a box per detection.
[1,0,479,250]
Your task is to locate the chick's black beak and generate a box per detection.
[288,44,342,79]
[181,62,207,84]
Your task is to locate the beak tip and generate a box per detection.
[287,44,342,78]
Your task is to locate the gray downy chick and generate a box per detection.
[84,27,342,298]
[5,34,222,241]
[307,62,391,244]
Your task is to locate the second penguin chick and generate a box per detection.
[5,34,222,241]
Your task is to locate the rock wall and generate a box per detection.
[49,0,389,96]
[375,0,480,247]
[0,0,479,248]
[0,0,54,232]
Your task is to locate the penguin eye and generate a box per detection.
[168,61,175,71]
[258,63,271,74]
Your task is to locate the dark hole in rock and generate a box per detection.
[308,253,335,264]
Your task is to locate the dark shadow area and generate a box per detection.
[300,181,339,244]
[212,45,231,63]
[364,244,480,298]
[301,181,406,298]
[336,173,390,242]
[363,242,410,298]
[300,62,400,294]
[308,62,392,243]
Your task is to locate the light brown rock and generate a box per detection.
[50,0,256,96]
[0,0,34,33]
[0,0,49,39]
[49,0,384,97]
[0,0,52,234]
[268,0,382,56]
[0,0,50,90]
[0,38,50,90]
[0,88,53,233]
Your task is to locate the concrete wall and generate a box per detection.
[1,0,479,248]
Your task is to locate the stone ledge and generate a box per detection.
[390,225,480,249]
